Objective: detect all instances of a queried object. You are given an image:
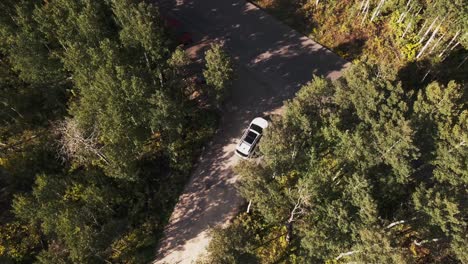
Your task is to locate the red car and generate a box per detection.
[163,16,193,46]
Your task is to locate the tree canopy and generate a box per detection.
[0,0,218,262]
[204,63,467,263]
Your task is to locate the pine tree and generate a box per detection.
[203,43,234,108]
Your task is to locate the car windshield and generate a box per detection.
[244,131,258,144]
[250,124,263,134]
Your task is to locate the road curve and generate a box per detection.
[154,0,350,263]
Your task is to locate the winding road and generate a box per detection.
[154,0,349,263]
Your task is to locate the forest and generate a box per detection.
[0,0,229,262]
[0,0,466,263]
[202,65,467,263]
[201,0,467,263]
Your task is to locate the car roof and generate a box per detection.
[251,117,268,129]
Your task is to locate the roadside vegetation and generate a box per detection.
[202,1,466,263]
[251,0,467,87]
[0,0,227,263]
[0,0,465,263]
[203,43,234,109]
[202,63,466,263]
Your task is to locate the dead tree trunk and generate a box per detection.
[399,4,413,23]
[417,21,442,59]
[385,217,418,229]
[359,0,366,14]
[457,54,468,69]
[371,0,385,22]
[398,0,413,23]
[336,250,360,260]
[402,7,422,38]
[420,69,431,83]
[429,33,446,53]
[361,0,371,25]
[438,30,459,57]
[419,16,439,44]
[402,21,412,38]
[417,20,427,36]
[414,238,440,246]
[285,188,308,243]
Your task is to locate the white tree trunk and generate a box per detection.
[402,21,412,38]
[457,55,468,69]
[336,250,360,260]
[398,0,412,22]
[414,238,440,246]
[371,0,385,22]
[420,69,431,82]
[385,220,406,229]
[405,0,412,8]
[385,217,417,229]
[246,200,252,213]
[361,0,370,25]
[417,21,441,59]
[449,41,460,52]
[359,0,366,14]
[438,31,460,57]
[419,16,438,44]
[417,20,427,36]
[429,33,445,53]
[414,7,423,17]
[398,1,413,23]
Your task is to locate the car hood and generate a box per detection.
[236,142,251,155]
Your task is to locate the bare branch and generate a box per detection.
[246,200,252,213]
[336,250,360,260]
[385,217,418,229]
[53,118,109,165]
[414,238,440,246]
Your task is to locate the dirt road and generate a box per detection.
[154,0,349,263]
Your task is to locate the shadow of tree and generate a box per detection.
[334,37,367,60]
[397,47,468,93]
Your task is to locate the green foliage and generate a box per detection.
[168,47,191,68]
[0,1,65,84]
[203,43,234,108]
[109,220,159,263]
[13,172,122,262]
[201,212,292,264]
[67,39,160,179]
[347,228,412,263]
[207,63,466,262]
[0,0,218,262]
[112,0,169,61]
[0,60,66,131]
[254,0,468,86]
[0,222,41,262]
[200,214,259,264]
[387,11,421,61]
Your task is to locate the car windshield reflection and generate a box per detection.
[244,131,257,144]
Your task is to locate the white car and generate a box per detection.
[235,117,269,159]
